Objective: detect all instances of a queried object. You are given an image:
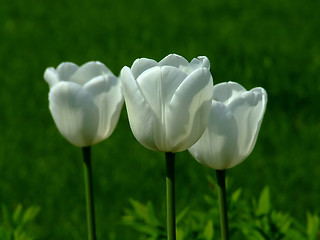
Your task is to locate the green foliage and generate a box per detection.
[306,213,320,240]
[122,199,166,239]
[123,199,215,240]
[123,178,320,240]
[0,204,40,240]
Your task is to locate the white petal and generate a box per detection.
[69,61,112,86]
[189,101,239,169]
[120,67,157,151]
[84,74,124,141]
[191,56,210,69]
[49,82,99,147]
[166,68,213,152]
[136,66,187,151]
[183,56,211,74]
[44,67,59,88]
[56,62,79,80]
[131,58,158,79]
[228,87,267,160]
[159,54,189,68]
[137,66,186,117]
[212,82,247,106]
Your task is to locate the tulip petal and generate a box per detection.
[131,58,158,79]
[120,66,157,151]
[137,66,186,117]
[159,54,189,68]
[136,66,187,151]
[180,56,211,74]
[189,101,239,169]
[212,82,247,106]
[44,67,60,88]
[69,61,112,86]
[49,82,99,147]
[56,62,79,81]
[84,74,124,141]
[228,87,267,160]
[190,56,211,69]
[166,68,213,152]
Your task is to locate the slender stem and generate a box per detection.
[165,152,176,240]
[216,169,229,240]
[82,146,97,240]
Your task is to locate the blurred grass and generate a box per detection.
[0,0,319,239]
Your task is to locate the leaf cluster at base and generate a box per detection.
[122,176,319,240]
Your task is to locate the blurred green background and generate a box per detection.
[0,0,319,239]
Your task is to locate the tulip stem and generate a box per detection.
[82,146,97,240]
[165,152,176,240]
[216,169,229,240]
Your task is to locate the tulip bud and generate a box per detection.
[189,81,267,169]
[44,61,124,147]
[120,54,214,152]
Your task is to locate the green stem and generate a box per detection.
[165,152,176,240]
[216,169,229,240]
[82,146,97,240]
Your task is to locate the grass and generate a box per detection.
[0,0,319,239]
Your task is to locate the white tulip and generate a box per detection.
[44,61,124,147]
[189,81,267,169]
[120,54,214,152]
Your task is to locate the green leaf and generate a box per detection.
[256,187,271,216]
[176,227,184,240]
[22,206,40,224]
[306,212,319,240]
[129,199,148,222]
[176,207,190,224]
[13,204,23,226]
[127,222,160,236]
[122,199,165,239]
[146,201,160,226]
[283,229,305,240]
[231,188,242,203]
[203,219,214,240]
[271,211,292,233]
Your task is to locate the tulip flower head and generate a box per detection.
[120,54,214,152]
[44,61,124,147]
[189,82,267,169]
